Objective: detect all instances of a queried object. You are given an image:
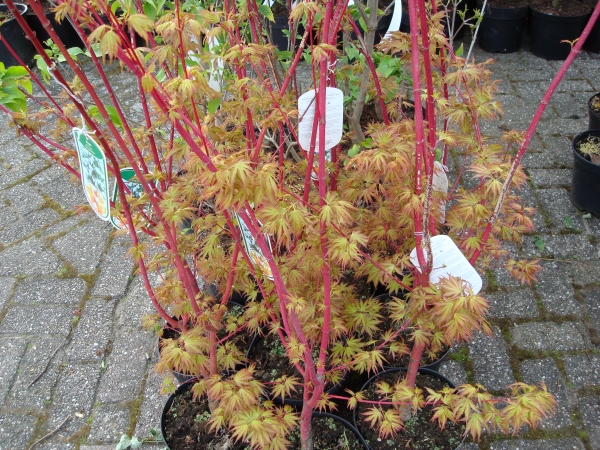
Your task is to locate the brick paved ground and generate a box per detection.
[0,32,599,450]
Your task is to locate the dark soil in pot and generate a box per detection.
[162,382,368,449]
[354,368,465,450]
[162,382,248,450]
[287,412,369,450]
[247,332,345,405]
[529,0,591,16]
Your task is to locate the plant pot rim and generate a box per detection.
[352,367,462,450]
[0,3,28,15]
[572,129,600,165]
[588,93,600,118]
[161,382,369,450]
[530,4,591,19]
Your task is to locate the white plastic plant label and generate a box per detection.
[110,167,144,230]
[383,0,402,40]
[298,87,344,153]
[410,235,482,294]
[432,161,448,224]
[235,211,274,280]
[72,128,111,221]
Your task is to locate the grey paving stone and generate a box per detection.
[563,354,600,389]
[134,355,167,438]
[535,261,582,316]
[550,92,586,120]
[536,188,585,232]
[87,403,131,444]
[48,363,102,435]
[0,208,60,245]
[581,288,600,330]
[0,204,18,228]
[2,184,45,216]
[6,336,65,409]
[520,358,571,429]
[42,215,87,238]
[29,165,71,186]
[578,393,600,450]
[527,169,572,188]
[512,322,589,352]
[437,359,469,387]
[44,177,86,212]
[67,298,117,363]
[0,139,34,168]
[522,234,598,260]
[571,260,600,287]
[12,277,86,305]
[33,444,77,450]
[0,276,15,310]
[489,438,584,450]
[540,135,575,169]
[0,413,38,450]
[0,305,74,337]
[115,277,155,330]
[0,338,28,405]
[469,327,514,392]
[91,235,135,298]
[0,237,62,276]
[0,158,48,189]
[485,289,539,319]
[53,220,112,274]
[34,444,76,450]
[96,330,155,403]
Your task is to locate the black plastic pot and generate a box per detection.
[353,367,462,450]
[26,12,84,49]
[271,15,290,51]
[571,129,600,216]
[0,4,36,67]
[588,94,600,130]
[530,6,591,60]
[161,382,368,450]
[477,2,529,53]
[401,1,465,40]
[583,13,600,53]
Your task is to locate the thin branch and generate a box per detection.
[28,415,72,450]
[27,331,70,388]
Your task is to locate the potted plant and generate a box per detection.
[0,3,36,66]
[3,0,590,446]
[529,0,592,60]
[477,0,529,53]
[571,130,600,216]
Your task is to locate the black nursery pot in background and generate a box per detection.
[571,129,600,216]
[529,6,591,60]
[26,12,84,50]
[477,2,529,53]
[588,94,600,130]
[0,4,36,67]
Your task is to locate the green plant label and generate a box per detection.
[235,211,274,280]
[72,128,110,221]
[410,235,482,294]
[110,167,144,230]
